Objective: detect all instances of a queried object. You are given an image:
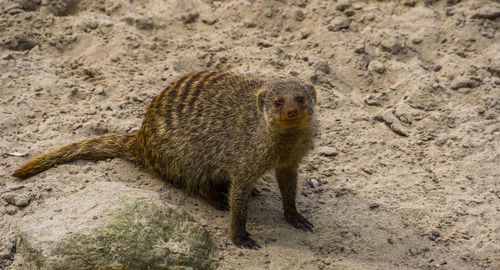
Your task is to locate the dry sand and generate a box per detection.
[1,0,499,269]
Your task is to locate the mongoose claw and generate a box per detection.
[233,234,261,250]
[285,211,314,232]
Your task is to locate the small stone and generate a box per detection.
[3,193,32,207]
[409,248,420,256]
[69,170,78,175]
[314,61,330,74]
[429,230,441,241]
[136,18,154,30]
[344,10,355,17]
[403,0,416,7]
[335,0,351,11]
[412,37,423,44]
[295,10,305,21]
[368,60,385,74]
[6,205,17,215]
[369,203,380,209]
[309,179,320,188]
[364,94,383,106]
[201,15,217,25]
[88,21,98,29]
[243,21,256,28]
[450,76,481,90]
[5,3,23,13]
[300,28,312,39]
[181,12,199,24]
[381,36,403,54]
[362,168,374,175]
[327,18,351,31]
[318,146,338,157]
[446,8,455,16]
[471,7,500,20]
[354,45,365,54]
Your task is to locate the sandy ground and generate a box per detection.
[1,0,499,269]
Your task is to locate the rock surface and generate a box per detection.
[14,182,216,270]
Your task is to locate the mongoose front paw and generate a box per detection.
[285,211,314,232]
[232,233,261,250]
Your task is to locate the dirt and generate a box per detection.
[0,0,499,269]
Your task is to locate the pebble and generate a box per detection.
[300,28,312,39]
[201,14,217,25]
[381,36,403,54]
[314,61,330,74]
[403,0,416,7]
[5,4,23,15]
[295,10,306,21]
[309,178,320,188]
[369,203,380,209]
[412,37,423,44]
[69,170,79,175]
[5,206,17,215]
[354,45,365,54]
[470,8,500,20]
[88,21,98,30]
[181,12,199,24]
[135,18,154,30]
[327,18,351,32]
[344,10,355,17]
[429,230,441,241]
[318,146,338,157]
[450,76,481,90]
[3,193,32,207]
[335,0,351,11]
[368,60,386,74]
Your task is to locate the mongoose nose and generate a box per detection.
[287,107,298,118]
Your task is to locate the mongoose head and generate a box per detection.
[257,80,316,128]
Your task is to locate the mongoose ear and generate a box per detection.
[257,90,266,112]
[307,84,317,104]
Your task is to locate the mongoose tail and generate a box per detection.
[12,133,138,179]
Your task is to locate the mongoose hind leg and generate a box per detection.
[199,181,230,211]
[276,166,314,231]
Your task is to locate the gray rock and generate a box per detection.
[327,18,351,31]
[3,193,32,207]
[314,61,330,74]
[300,28,312,39]
[335,0,351,11]
[5,205,18,215]
[471,7,500,20]
[181,12,199,24]
[381,36,403,54]
[450,76,481,90]
[295,10,306,21]
[368,60,386,74]
[14,182,216,270]
[318,146,339,157]
[201,14,218,25]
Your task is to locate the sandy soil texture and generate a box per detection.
[1,0,499,269]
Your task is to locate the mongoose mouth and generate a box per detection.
[274,115,308,127]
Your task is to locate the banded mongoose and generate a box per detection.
[12,70,317,249]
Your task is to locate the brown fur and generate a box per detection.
[12,70,317,249]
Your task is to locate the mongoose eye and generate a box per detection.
[275,101,282,107]
[296,96,304,103]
